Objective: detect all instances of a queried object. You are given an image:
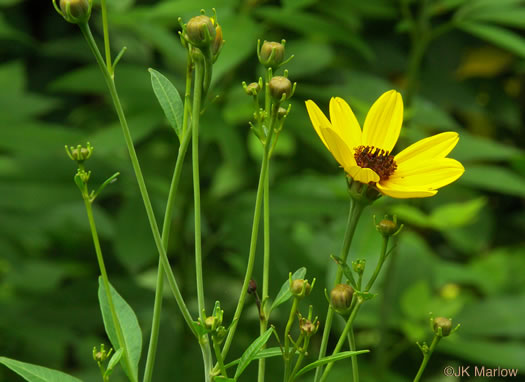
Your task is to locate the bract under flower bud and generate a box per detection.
[269,76,292,101]
[58,0,91,24]
[212,25,223,58]
[433,317,452,337]
[186,15,216,49]
[330,284,353,313]
[259,41,285,69]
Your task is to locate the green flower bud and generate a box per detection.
[433,317,453,337]
[56,0,91,24]
[204,316,217,330]
[186,15,215,49]
[377,219,397,235]
[244,82,260,96]
[259,41,285,69]
[66,142,93,164]
[291,279,311,298]
[269,76,292,101]
[330,284,353,313]
[277,106,287,119]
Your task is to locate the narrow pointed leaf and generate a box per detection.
[149,68,183,139]
[0,357,82,382]
[294,350,369,378]
[98,277,142,382]
[458,21,525,58]
[234,328,274,379]
[271,267,306,312]
[224,347,285,369]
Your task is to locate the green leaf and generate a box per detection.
[224,347,284,369]
[234,328,274,379]
[458,21,525,58]
[149,68,183,139]
[213,377,236,382]
[270,267,306,312]
[428,198,486,229]
[0,357,82,382]
[459,164,525,197]
[294,350,369,378]
[98,278,142,382]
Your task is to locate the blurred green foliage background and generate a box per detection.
[1,0,525,381]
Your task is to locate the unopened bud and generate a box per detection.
[186,15,215,49]
[244,82,260,96]
[269,76,292,101]
[433,317,453,337]
[291,279,311,298]
[248,279,257,294]
[56,0,91,24]
[205,316,217,330]
[330,284,353,313]
[277,106,287,119]
[259,41,285,69]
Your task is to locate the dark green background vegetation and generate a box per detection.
[1,0,525,380]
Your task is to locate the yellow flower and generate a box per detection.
[305,90,464,198]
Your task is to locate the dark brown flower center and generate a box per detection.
[354,145,397,181]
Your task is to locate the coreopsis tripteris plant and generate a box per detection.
[306,90,464,198]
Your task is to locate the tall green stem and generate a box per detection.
[365,236,389,292]
[99,0,112,73]
[347,329,359,382]
[220,106,278,361]
[83,197,137,382]
[313,199,365,382]
[78,23,196,338]
[319,300,363,382]
[413,335,441,382]
[283,297,299,382]
[142,58,193,382]
[258,68,274,382]
[192,53,206,324]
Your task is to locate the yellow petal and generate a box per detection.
[321,127,356,170]
[329,97,362,149]
[387,158,465,189]
[362,90,403,152]
[305,100,331,149]
[376,183,437,199]
[347,166,380,184]
[395,132,459,164]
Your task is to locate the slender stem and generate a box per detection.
[283,298,299,382]
[99,0,112,73]
[413,335,441,382]
[142,58,194,382]
[212,336,228,377]
[258,137,272,382]
[220,106,278,361]
[347,329,359,382]
[78,23,196,337]
[83,197,137,382]
[314,199,365,382]
[319,300,363,382]
[364,236,389,292]
[289,337,310,382]
[192,53,206,324]
[142,128,192,382]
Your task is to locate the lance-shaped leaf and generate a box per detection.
[98,277,142,382]
[234,328,274,379]
[293,350,369,378]
[0,357,82,382]
[149,68,184,139]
